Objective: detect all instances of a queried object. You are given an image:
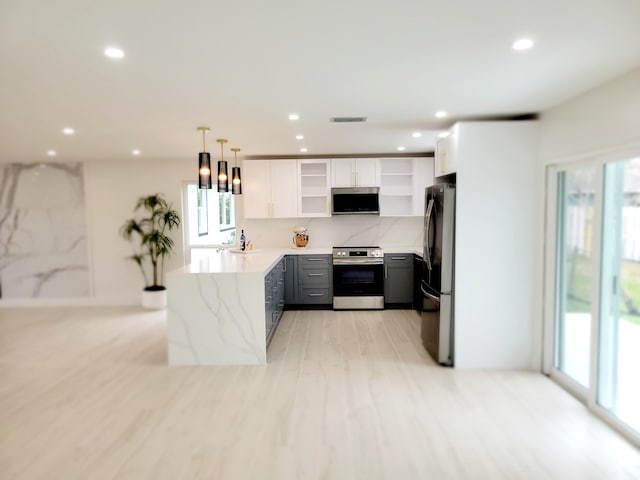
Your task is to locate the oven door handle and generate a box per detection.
[333,258,384,265]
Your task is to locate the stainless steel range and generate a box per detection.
[332,246,384,310]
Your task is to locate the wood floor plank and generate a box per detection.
[1,307,638,479]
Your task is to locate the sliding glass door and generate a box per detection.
[549,154,640,444]
[598,157,640,434]
[555,167,597,389]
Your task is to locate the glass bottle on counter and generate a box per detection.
[240,229,246,251]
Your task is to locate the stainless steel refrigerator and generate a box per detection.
[421,183,455,366]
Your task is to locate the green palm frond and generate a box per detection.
[120,219,143,240]
[121,194,181,288]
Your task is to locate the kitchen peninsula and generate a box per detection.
[167,247,330,366]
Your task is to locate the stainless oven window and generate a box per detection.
[333,264,384,296]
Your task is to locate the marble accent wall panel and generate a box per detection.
[0,163,89,298]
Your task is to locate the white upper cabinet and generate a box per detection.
[434,127,458,178]
[243,160,298,218]
[379,157,433,216]
[331,158,379,187]
[297,160,331,217]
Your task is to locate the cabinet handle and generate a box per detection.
[307,273,324,277]
[355,171,358,186]
[384,265,388,279]
[391,256,407,260]
[277,280,284,284]
[307,258,324,262]
[308,293,324,297]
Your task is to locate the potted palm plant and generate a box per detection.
[120,193,181,309]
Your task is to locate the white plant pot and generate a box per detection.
[141,289,167,310]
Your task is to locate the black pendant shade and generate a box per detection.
[216,139,230,192]
[230,147,242,195]
[217,160,229,192]
[198,152,212,189]
[197,127,212,190]
[232,166,242,194]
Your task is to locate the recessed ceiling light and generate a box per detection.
[435,111,447,118]
[397,146,406,151]
[438,132,450,138]
[288,114,299,121]
[412,132,422,138]
[62,127,74,135]
[295,134,304,140]
[47,150,56,156]
[104,47,125,59]
[132,149,141,156]
[512,38,534,51]
[300,148,307,153]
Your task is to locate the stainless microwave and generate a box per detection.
[331,187,380,215]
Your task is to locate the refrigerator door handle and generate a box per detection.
[420,284,440,302]
[424,199,434,271]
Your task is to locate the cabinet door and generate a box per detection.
[384,255,414,304]
[270,160,298,218]
[434,137,448,177]
[412,157,433,216]
[244,160,271,218]
[284,255,297,304]
[265,271,274,337]
[354,158,379,187]
[435,130,457,177]
[331,159,355,187]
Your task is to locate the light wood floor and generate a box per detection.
[1,307,639,479]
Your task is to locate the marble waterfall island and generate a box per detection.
[166,249,292,366]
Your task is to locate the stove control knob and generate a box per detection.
[371,249,382,257]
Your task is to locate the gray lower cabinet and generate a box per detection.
[297,254,332,306]
[265,257,286,344]
[384,254,414,305]
[284,255,297,304]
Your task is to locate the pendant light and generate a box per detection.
[230,147,242,195]
[216,138,229,192]
[197,126,212,189]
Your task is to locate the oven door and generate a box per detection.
[333,263,384,296]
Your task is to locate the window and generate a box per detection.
[186,184,235,247]
[197,189,208,236]
[219,192,235,232]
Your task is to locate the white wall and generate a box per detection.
[84,159,193,304]
[539,67,640,163]
[454,121,540,369]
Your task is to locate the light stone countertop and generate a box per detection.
[172,246,421,276]
[171,247,331,275]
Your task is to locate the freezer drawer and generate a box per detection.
[420,287,453,366]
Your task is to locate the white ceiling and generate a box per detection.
[1,0,639,163]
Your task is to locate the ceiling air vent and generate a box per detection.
[330,117,367,123]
